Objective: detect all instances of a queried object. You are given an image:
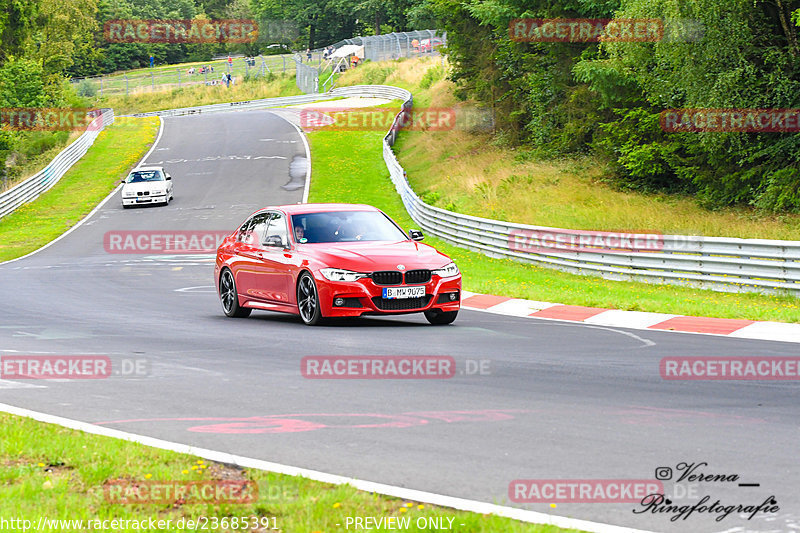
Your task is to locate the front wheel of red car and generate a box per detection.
[297,272,324,325]
[424,309,458,325]
[219,269,251,318]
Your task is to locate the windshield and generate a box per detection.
[290,210,408,243]
[125,170,163,183]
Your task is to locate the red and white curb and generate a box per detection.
[460,291,800,343]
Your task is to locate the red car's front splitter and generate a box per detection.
[315,275,462,318]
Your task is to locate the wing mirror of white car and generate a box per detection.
[165,175,172,180]
[409,229,424,241]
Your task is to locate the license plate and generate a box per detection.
[383,286,425,299]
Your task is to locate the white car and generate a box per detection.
[121,166,173,208]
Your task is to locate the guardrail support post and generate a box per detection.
[125,75,128,97]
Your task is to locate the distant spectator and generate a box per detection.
[306,48,312,62]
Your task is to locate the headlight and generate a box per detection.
[320,268,368,282]
[123,190,136,197]
[151,189,165,195]
[432,262,459,278]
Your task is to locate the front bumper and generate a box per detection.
[122,194,167,206]
[315,272,462,317]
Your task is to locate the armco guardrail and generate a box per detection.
[0,109,115,220]
[127,85,409,118]
[80,84,800,296]
[371,89,800,296]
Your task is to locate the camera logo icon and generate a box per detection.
[655,467,673,480]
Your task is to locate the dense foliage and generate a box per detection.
[434,0,800,211]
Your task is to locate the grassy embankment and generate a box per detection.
[0,412,581,532]
[307,57,800,322]
[0,117,159,262]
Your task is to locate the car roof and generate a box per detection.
[256,203,381,215]
[130,166,164,172]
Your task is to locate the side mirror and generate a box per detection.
[409,229,424,241]
[121,179,126,184]
[263,235,285,247]
[165,175,172,180]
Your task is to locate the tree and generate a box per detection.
[29,0,98,75]
[0,0,37,65]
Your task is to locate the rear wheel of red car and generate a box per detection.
[424,309,458,325]
[220,269,251,318]
[297,272,324,325]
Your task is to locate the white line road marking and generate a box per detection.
[0,380,46,389]
[174,285,215,293]
[0,402,655,533]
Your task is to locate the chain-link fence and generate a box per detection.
[331,30,446,61]
[71,55,297,98]
[295,30,447,93]
[294,54,320,94]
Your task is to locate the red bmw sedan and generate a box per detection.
[214,203,461,325]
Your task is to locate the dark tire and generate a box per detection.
[122,204,131,209]
[219,269,251,318]
[297,272,324,325]
[424,309,458,325]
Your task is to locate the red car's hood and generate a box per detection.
[307,240,451,272]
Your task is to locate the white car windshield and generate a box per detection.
[291,211,408,243]
[126,170,163,183]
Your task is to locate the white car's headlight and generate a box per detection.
[432,262,459,278]
[123,190,136,197]
[320,268,368,282]
[150,189,165,195]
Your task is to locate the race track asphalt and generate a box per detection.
[2,110,798,533]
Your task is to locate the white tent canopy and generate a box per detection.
[329,44,364,59]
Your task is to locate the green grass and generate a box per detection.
[99,74,301,115]
[78,55,303,96]
[333,57,800,241]
[0,413,582,532]
[0,116,159,262]
[307,126,800,323]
